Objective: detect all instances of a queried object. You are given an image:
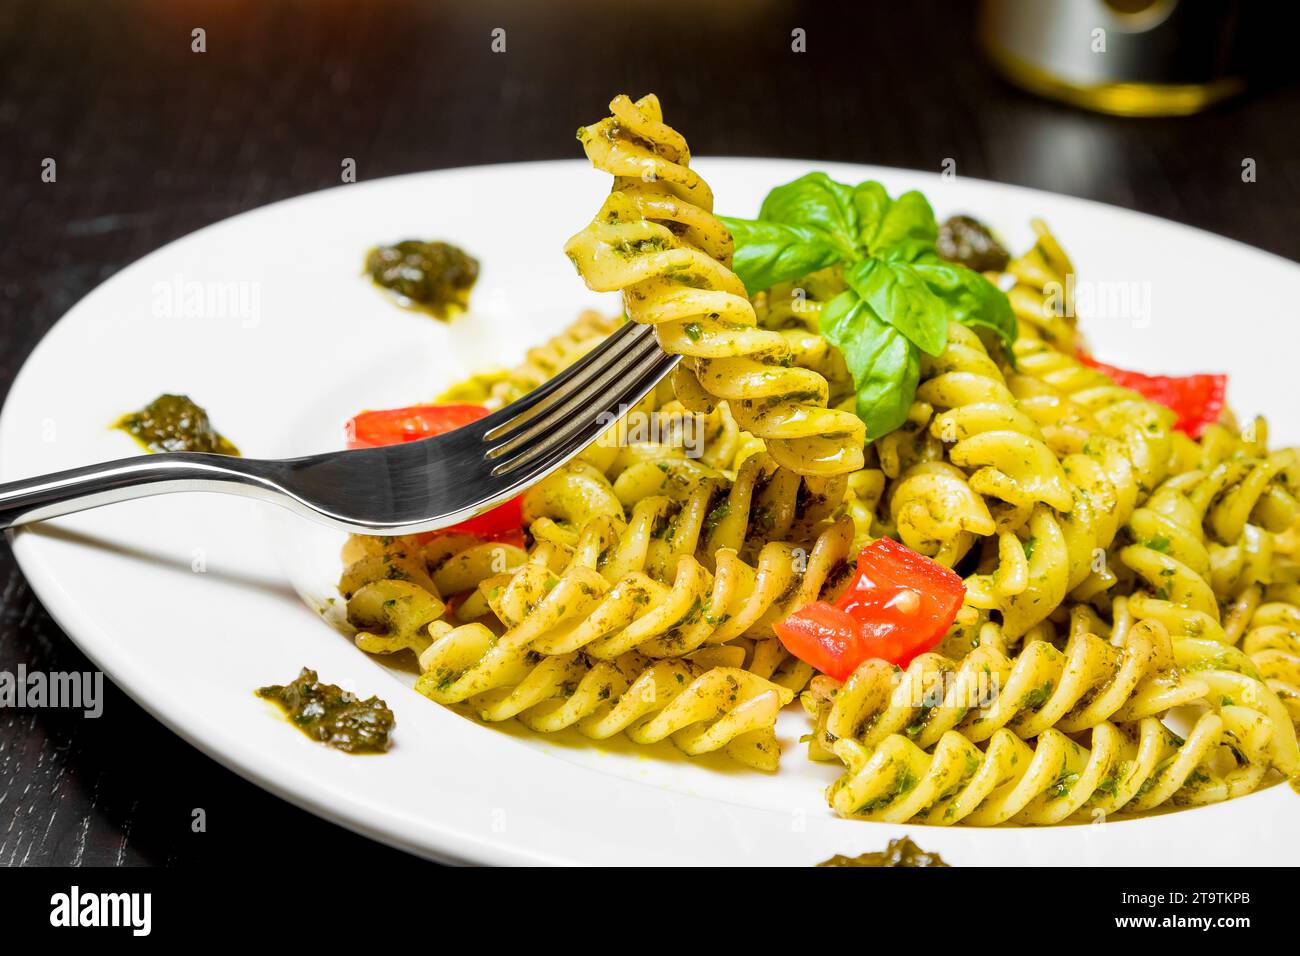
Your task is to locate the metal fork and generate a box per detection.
[0,322,679,535]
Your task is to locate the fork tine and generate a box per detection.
[489,341,679,477]
[480,321,655,441]
[484,326,665,463]
[490,352,678,481]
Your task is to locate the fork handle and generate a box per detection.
[0,454,287,530]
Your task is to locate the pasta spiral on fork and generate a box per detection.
[564,94,866,476]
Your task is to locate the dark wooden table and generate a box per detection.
[2,0,1298,866]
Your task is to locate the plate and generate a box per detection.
[4,159,1298,865]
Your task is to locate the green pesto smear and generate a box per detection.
[257,668,394,754]
[817,836,949,868]
[115,394,239,455]
[365,239,479,319]
[937,215,1010,273]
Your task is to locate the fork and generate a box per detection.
[0,322,679,535]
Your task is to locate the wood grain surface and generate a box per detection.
[2,0,1298,865]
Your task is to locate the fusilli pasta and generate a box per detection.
[800,222,1299,823]
[564,94,866,476]
[331,114,1300,822]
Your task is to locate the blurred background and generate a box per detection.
[1,0,1298,865]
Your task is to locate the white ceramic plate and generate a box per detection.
[4,159,1298,866]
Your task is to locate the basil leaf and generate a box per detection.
[821,290,921,440]
[850,181,890,250]
[844,257,948,357]
[757,172,859,252]
[724,172,1019,443]
[910,253,1017,356]
[867,189,938,254]
[719,217,846,296]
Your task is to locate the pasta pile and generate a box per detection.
[336,95,1300,825]
[802,230,1300,823]
[342,331,857,768]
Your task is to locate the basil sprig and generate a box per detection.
[721,173,1015,441]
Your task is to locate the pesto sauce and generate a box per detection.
[816,836,949,868]
[365,239,479,319]
[257,668,394,754]
[937,215,1010,273]
[114,394,240,455]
